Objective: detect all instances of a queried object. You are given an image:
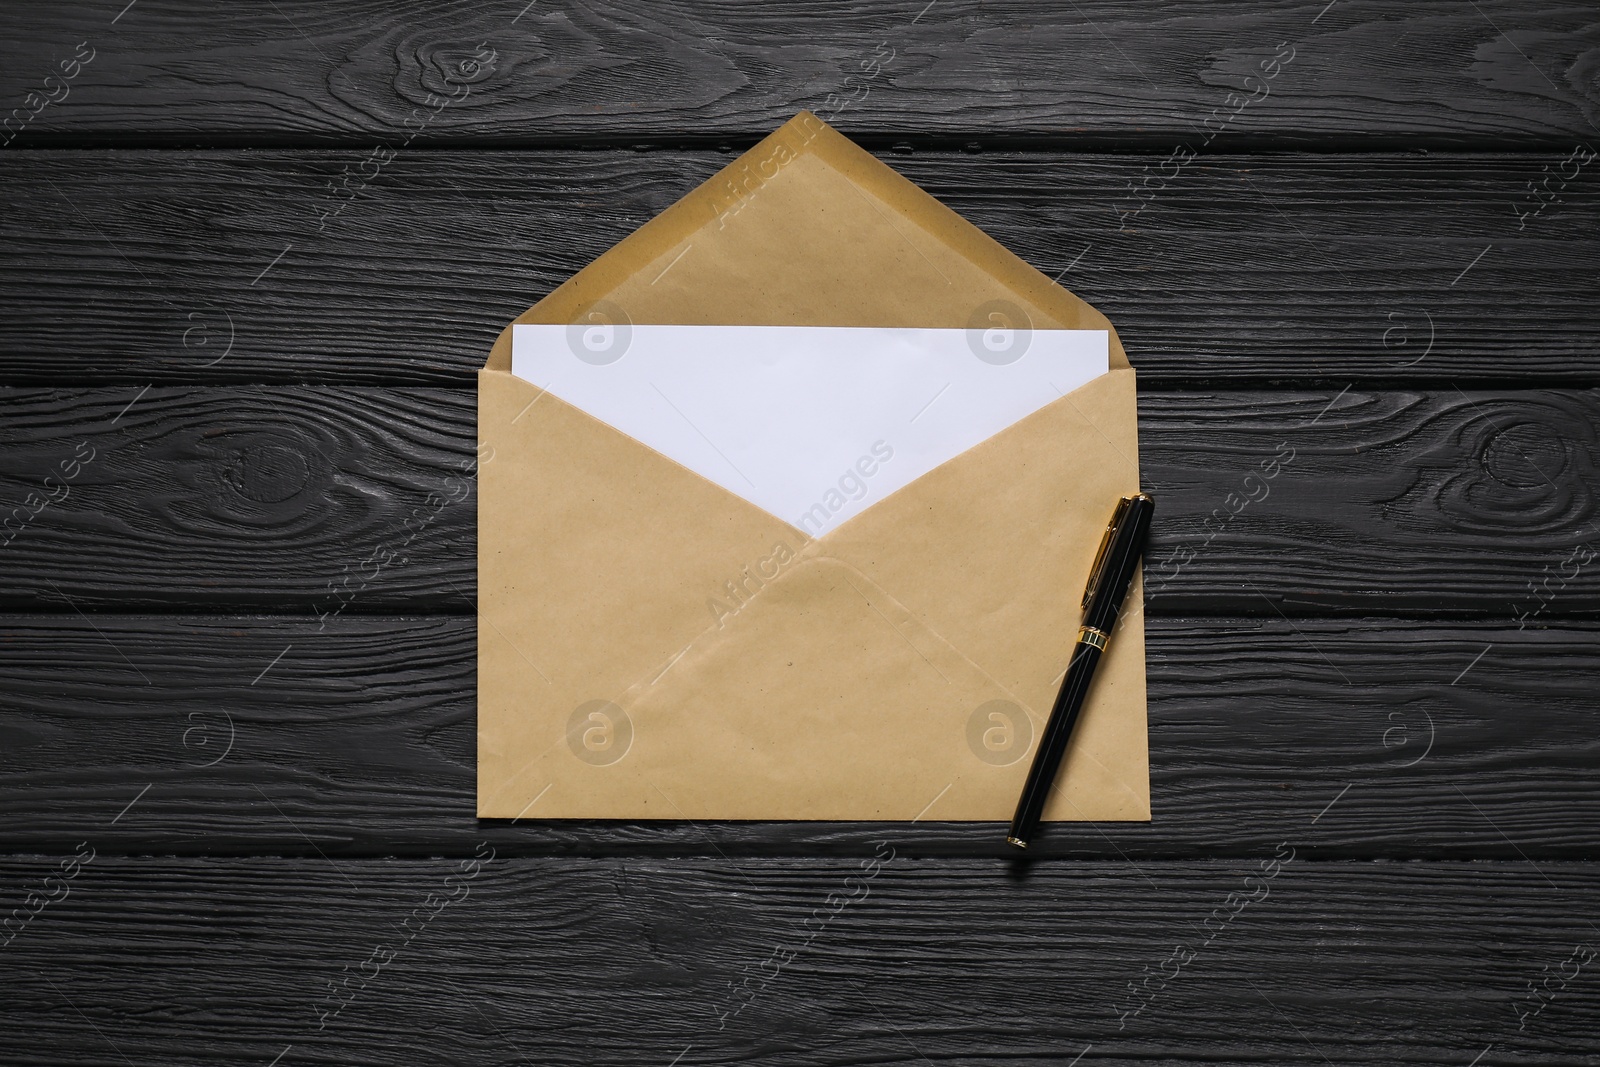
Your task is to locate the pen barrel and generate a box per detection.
[1007,639,1104,847]
[1007,493,1152,849]
[1082,495,1155,634]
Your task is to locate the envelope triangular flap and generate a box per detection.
[478,112,1146,822]
[483,111,1130,367]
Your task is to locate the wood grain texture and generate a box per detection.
[2,150,1596,386]
[1,614,1594,860]
[3,385,1597,614]
[1,856,1597,1063]
[1,2,1597,149]
[5,3,1596,1061]
[0,386,473,613]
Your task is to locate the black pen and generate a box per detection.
[1008,493,1155,849]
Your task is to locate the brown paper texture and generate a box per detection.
[478,112,1147,821]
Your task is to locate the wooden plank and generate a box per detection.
[2,150,1595,386]
[0,386,474,613]
[2,384,1596,614]
[0,855,1595,1063]
[1,614,1594,859]
[1,2,1595,148]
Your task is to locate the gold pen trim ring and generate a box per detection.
[1077,626,1109,652]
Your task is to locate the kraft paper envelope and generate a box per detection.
[478,111,1147,822]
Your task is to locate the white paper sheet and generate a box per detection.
[511,324,1108,537]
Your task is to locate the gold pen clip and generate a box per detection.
[1082,495,1134,608]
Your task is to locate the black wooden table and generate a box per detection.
[2,3,1597,1063]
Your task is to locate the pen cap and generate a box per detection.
[1081,494,1155,634]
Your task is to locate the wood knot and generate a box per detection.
[1421,394,1597,537]
[410,40,503,101]
[148,420,333,543]
[224,438,312,504]
[1481,420,1572,491]
[198,426,329,529]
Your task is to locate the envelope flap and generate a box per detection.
[485,111,1129,371]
